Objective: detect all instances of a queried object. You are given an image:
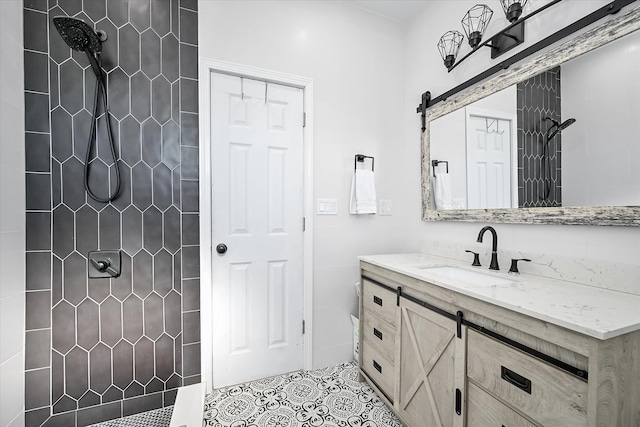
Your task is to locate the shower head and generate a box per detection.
[53,17,105,54]
[544,117,576,140]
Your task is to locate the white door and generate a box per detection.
[466,116,513,209]
[210,73,304,388]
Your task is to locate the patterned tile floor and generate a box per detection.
[203,361,404,427]
[89,406,173,427]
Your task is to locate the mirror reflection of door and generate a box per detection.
[466,111,517,209]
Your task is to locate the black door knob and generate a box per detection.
[216,243,228,254]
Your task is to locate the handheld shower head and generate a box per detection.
[544,117,576,140]
[53,17,105,54]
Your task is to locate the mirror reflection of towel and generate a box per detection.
[434,172,453,210]
[349,170,377,214]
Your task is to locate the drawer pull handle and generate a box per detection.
[501,366,532,394]
[373,360,382,373]
[373,296,383,306]
[373,328,383,340]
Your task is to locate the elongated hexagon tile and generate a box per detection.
[133,250,153,298]
[143,292,163,340]
[123,293,143,343]
[124,381,144,399]
[155,333,174,382]
[162,120,180,168]
[51,107,73,162]
[141,29,161,79]
[49,7,72,65]
[86,159,110,204]
[78,390,100,409]
[77,298,100,350]
[152,76,171,125]
[53,205,74,258]
[122,206,143,256]
[153,163,172,211]
[143,206,162,254]
[52,350,65,403]
[112,162,133,212]
[88,276,111,304]
[72,109,92,159]
[53,395,77,414]
[52,300,76,354]
[131,72,151,122]
[113,340,134,390]
[151,0,170,36]
[142,119,161,167]
[120,115,142,166]
[161,34,179,83]
[60,60,85,115]
[134,336,154,385]
[107,0,129,27]
[164,290,181,338]
[58,0,82,16]
[103,385,123,403]
[99,204,121,250]
[132,162,153,210]
[75,205,98,255]
[163,207,180,254]
[130,0,150,32]
[113,252,133,301]
[65,346,89,399]
[60,156,86,212]
[84,0,106,22]
[119,24,140,76]
[145,377,164,394]
[97,18,118,72]
[63,252,88,306]
[89,342,112,394]
[153,249,172,296]
[100,296,122,347]
[107,67,130,119]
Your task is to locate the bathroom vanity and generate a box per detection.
[358,254,640,427]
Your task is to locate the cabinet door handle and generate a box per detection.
[373,360,382,373]
[373,296,383,306]
[501,366,532,394]
[373,328,383,340]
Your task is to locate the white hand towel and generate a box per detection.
[349,170,377,214]
[433,172,453,210]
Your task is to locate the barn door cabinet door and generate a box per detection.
[395,297,466,427]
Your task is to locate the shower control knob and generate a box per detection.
[216,243,228,255]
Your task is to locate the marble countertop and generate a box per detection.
[359,253,640,340]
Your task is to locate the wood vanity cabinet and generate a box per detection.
[358,261,640,427]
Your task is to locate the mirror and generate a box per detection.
[422,7,640,226]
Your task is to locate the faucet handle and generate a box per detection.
[465,250,481,267]
[509,258,531,274]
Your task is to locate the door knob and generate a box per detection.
[216,243,228,254]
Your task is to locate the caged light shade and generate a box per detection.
[500,0,529,22]
[437,30,464,69]
[461,4,493,48]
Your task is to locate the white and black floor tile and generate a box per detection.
[203,361,404,427]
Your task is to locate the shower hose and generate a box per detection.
[84,49,120,202]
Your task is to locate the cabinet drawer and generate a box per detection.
[361,340,395,399]
[467,381,537,427]
[362,309,396,362]
[467,329,587,427]
[362,279,396,327]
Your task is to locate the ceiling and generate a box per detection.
[343,0,430,23]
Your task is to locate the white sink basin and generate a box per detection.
[418,266,515,286]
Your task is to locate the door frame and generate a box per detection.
[465,106,519,208]
[198,58,314,392]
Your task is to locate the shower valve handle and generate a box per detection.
[90,258,118,277]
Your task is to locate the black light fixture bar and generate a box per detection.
[416,0,636,131]
[448,0,562,72]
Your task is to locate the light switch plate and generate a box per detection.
[317,198,338,215]
[379,200,392,216]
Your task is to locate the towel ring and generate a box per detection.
[354,154,374,172]
[432,160,449,177]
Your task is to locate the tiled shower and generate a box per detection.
[22,0,200,425]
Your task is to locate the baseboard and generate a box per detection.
[169,382,207,427]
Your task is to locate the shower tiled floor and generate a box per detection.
[91,362,403,426]
[203,361,404,426]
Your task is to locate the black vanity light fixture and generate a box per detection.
[461,4,494,48]
[437,30,465,69]
[501,0,529,22]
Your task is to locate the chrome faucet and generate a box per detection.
[477,226,499,270]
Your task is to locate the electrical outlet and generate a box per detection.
[317,198,338,215]
[379,200,392,216]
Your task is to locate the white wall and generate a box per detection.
[0,1,26,426]
[562,31,640,206]
[404,1,640,295]
[198,1,417,369]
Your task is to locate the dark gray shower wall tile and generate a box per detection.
[112,162,133,212]
[184,375,200,386]
[24,8,48,52]
[180,180,198,213]
[141,119,161,167]
[98,204,121,250]
[132,162,152,210]
[89,342,112,394]
[181,146,198,180]
[180,0,198,11]
[72,109,91,159]
[130,0,150,32]
[106,0,129,27]
[120,116,142,167]
[124,381,144,399]
[155,333,174,381]
[103,385,123,404]
[141,29,161,79]
[77,298,99,351]
[43,411,76,427]
[166,372,181,390]
[26,290,51,330]
[171,0,179,36]
[153,249,172,296]
[119,24,141,76]
[26,173,51,211]
[95,18,118,72]
[122,294,143,343]
[152,76,172,124]
[179,43,198,79]
[163,207,180,254]
[59,60,85,115]
[75,205,98,256]
[63,252,88,305]
[52,255,63,305]
[53,205,74,258]
[24,0,48,11]
[134,336,154,385]
[26,132,51,173]
[85,0,106,21]
[52,300,76,353]
[162,120,180,168]
[25,329,51,370]
[51,107,73,162]
[143,292,163,340]
[180,78,198,113]
[181,213,198,246]
[26,212,51,251]
[151,0,171,36]
[182,311,199,344]
[180,112,198,147]
[182,342,200,377]
[108,67,130,119]
[52,395,77,415]
[26,252,51,291]
[179,6,197,45]
[143,206,162,254]
[51,350,63,405]
[171,81,180,125]
[133,250,153,298]
[113,252,133,301]
[100,296,123,347]
[123,392,163,417]
[161,34,179,83]
[122,206,143,256]
[77,401,121,427]
[88,277,110,304]
[173,250,181,293]
[182,278,199,312]
[25,92,50,133]
[78,390,100,409]
[172,166,181,208]
[58,0,82,16]
[153,163,172,211]
[113,340,134,389]
[164,388,178,406]
[25,408,50,427]
[24,51,49,93]
[66,346,89,399]
[145,377,163,394]
[62,157,86,210]
[164,290,181,338]
[181,245,199,279]
[25,367,50,410]
[48,7,72,66]
[131,72,152,122]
